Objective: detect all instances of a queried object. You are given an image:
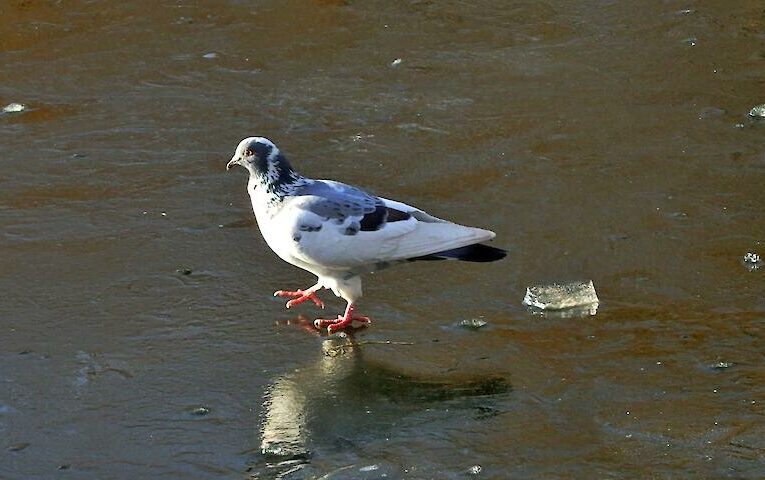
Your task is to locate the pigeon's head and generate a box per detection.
[227,137,279,173]
[227,136,298,187]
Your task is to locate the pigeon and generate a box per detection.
[226,137,506,333]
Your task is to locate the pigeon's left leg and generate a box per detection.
[274,283,325,309]
[314,302,371,334]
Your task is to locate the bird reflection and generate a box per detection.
[256,326,510,472]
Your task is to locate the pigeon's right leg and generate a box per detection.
[314,302,371,334]
[274,283,325,309]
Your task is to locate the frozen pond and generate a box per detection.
[1,1,764,478]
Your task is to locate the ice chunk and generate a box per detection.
[190,406,210,416]
[523,280,599,312]
[466,465,482,475]
[2,103,26,114]
[749,104,765,118]
[681,37,697,46]
[743,252,761,271]
[458,318,487,330]
[709,361,735,371]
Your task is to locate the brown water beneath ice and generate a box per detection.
[1,1,764,478]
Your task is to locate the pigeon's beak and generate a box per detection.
[226,155,241,171]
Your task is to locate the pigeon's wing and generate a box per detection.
[279,180,495,269]
[289,180,384,229]
[374,195,496,259]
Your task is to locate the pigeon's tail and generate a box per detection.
[410,243,507,263]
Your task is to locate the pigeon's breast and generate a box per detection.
[249,189,291,253]
[248,188,329,274]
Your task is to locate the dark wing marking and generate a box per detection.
[298,223,322,232]
[344,221,361,235]
[359,204,387,231]
[359,205,412,231]
[387,207,412,222]
[409,243,507,262]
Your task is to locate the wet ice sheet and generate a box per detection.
[2,0,765,478]
[523,280,599,313]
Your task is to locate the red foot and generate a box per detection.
[314,303,371,334]
[273,289,324,309]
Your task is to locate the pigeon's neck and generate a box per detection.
[250,154,309,203]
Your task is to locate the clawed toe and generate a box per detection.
[273,288,324,309]
[314,316,341,329]
[314,312,372,334]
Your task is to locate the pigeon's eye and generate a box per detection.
[244,148,253,157]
